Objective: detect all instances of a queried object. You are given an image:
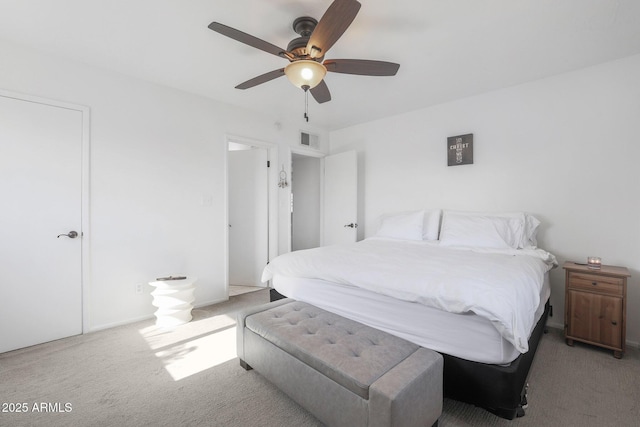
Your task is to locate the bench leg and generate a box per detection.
[239,359,252,371]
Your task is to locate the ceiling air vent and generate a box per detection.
[300,131,320,149]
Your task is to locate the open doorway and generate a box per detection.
[291,152,322,251]
[227,138,274,296]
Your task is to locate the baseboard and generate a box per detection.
[194,296,229,308]
[546,320,563,330]
[87,296,230,334]
[544,321,639,350]
[88,313,155,333]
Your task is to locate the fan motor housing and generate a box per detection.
[287,37,309,57]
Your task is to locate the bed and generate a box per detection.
[262,209,557,419]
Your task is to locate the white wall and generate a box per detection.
[330,54,640,347]
[0,39,328,331]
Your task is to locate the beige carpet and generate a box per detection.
[1,289,639,427]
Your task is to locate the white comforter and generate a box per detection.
[262,237,557,353]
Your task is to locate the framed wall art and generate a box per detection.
[447,133,473,166]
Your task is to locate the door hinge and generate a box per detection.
[267,161,270,168]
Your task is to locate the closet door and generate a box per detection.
[0,93,84,353]
[323,150,358,246]
[228,147,268,287]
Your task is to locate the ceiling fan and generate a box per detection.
[208,0,400,107]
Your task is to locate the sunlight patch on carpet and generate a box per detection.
[138,314,237,381]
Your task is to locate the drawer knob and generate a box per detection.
[612,321,618,325]
[591,282,597,286]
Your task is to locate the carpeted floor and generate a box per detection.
[1,289,639,427]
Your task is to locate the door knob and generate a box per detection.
[57,231,79,239]
[344,223,358,228]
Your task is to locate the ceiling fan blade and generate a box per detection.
[235,68,285,90]
[310,80,331,104]
[306,0,361,59]
[208,22,288,58]
[324,59,400,76]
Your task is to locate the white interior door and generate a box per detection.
[323,150,358,246]
[0,93,84,353]
[228,147,268,287]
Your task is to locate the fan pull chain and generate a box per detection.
[302,85,310,122]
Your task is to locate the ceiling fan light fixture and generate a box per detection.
[284,60,326,89]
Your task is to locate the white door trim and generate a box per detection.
[0,88,91,334]
[224,134,278,294]
[290,146,326,158]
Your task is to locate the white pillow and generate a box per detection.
[376,210,425,241]
[439,212,525,249]
[525,214,541,247]
[422,209,442,241]
[443,210,539,248]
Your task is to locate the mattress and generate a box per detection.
[272,272,550,365]
[264,237,557,355]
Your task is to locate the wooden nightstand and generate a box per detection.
[563,261,630,358]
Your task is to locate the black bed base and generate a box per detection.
[269,288,549,420]
[270,288,286,302]
[442,301,549,419]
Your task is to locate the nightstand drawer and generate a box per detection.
[568,272,623,295]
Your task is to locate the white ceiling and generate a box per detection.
[1,0,639,130]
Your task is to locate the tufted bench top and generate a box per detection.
[245,300,420,399]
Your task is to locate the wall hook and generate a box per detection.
[278,165,288,188]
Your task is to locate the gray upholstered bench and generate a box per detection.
[237,299,443,427]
